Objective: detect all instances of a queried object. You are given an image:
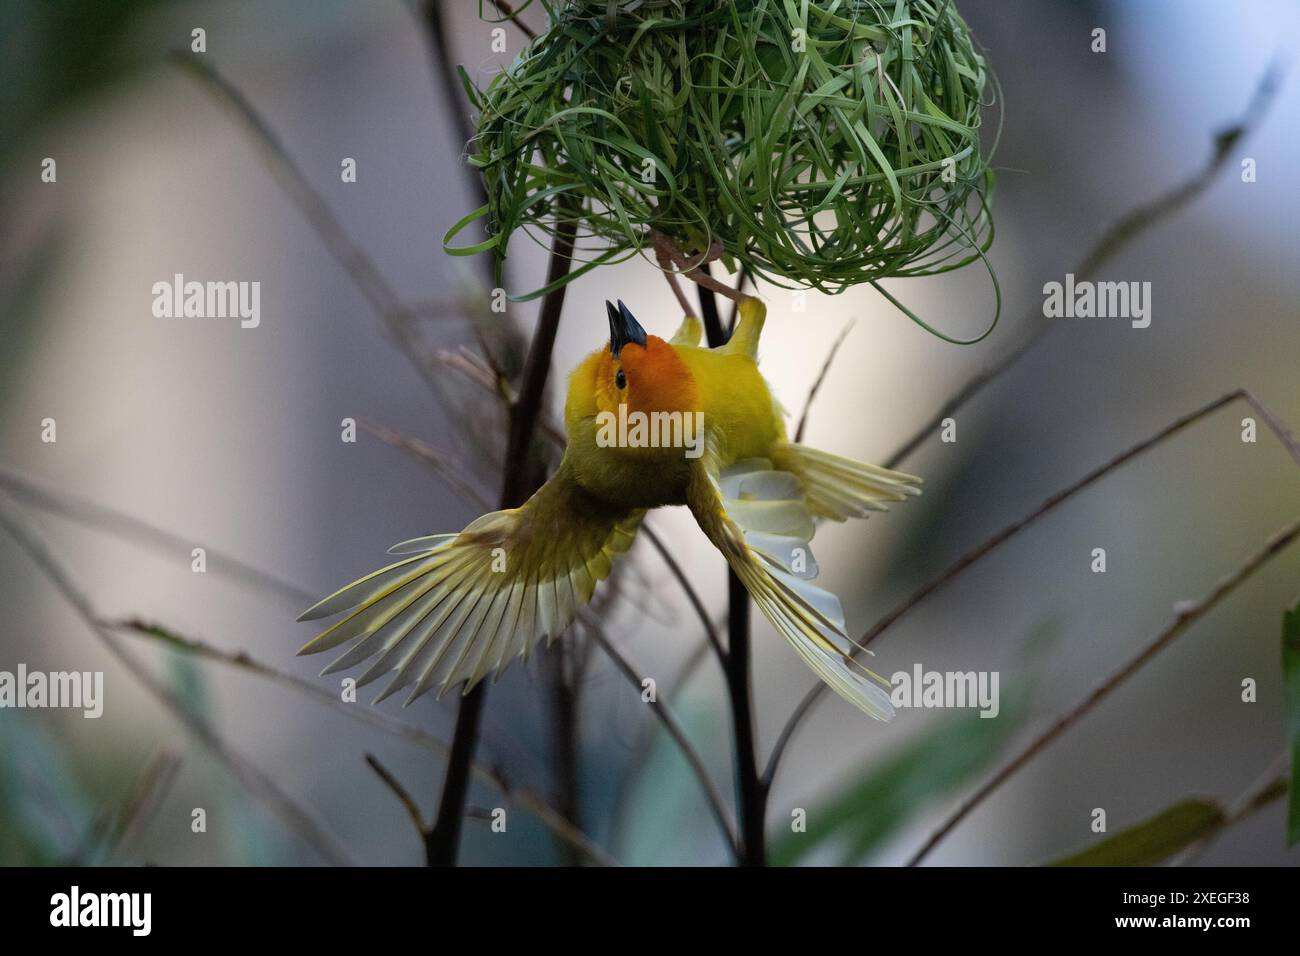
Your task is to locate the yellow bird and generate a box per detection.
[298,298,920,719]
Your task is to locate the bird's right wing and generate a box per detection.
[686,448,894,720]
[297,459,642,705]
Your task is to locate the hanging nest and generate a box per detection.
[449,0,998,327]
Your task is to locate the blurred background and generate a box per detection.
[2,0,1298,866]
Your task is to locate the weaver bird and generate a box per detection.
[298,298,920,719]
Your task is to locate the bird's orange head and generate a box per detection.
[566,300,700,426]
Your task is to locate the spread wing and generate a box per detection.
[297,459,643,705]
[686,446,895,720]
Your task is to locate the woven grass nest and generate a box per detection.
[449,0,998,331]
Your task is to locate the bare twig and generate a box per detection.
[426,215,578,866]
[112,618,454,755]
[0,471,545,771]
[654,236,698,317]
[0,464,602,861]
[675,254,766,866]
[113,618,613,864]
[794,320,854,442]
[642,525,726,665]
[653,231,748,305]
[608,629,718,845]
[578,608,740,857]
[358,418,491,510]
[171,53,445,399]
[0,468,313,609]
[1171,752,1290,865]
[765,389,1300,789]
[908,519,1300,865]
[483,0,540,40]
[881,61,1282,472]
[366,753,428,836]
[0,497,355,866]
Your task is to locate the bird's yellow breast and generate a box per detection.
[672,343,786,460]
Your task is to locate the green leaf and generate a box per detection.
[770,691,1026,867]
[1046,800,1225,867]
[1282,599,1300,846]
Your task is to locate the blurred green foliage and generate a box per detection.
[1282,599,1300,846]
[1047,799,1225,866]
[771,688,1028,866]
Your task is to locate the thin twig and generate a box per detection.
[908,518,1300,865]
[1171,752,1290,865]
[483,0,539,40]
[765,388,1300,789]
[578,608,741,857]
[358,418,491,510]
[426,216,578,866]
[171,52,444,399]
[653,231,747,304]
[0,468,314,608]
[794,320,854,443]
[366,753,427,836]
[654,235,698,317]
[0,470,547,781]
[881,61,1282,472]
[608,629,717,846]
[0,497,356,866]
[8,464,566,809]
[112,618,455,755]
[683,261,766,865]
[642,525,726,665]
[112,618,614,864]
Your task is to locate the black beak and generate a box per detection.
[606,299,647,357]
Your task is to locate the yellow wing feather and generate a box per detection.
[297,457,642,704]
[686,442,896,721]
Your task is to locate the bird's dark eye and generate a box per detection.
[615,369,627,389]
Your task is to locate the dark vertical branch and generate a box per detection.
[696,262,723,339]
[696,269,766,866]
[426,219,577,865]
[726,570,764,865]
[419,1,582,866]
[546,646,582,866]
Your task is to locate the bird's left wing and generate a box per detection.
[297,460,643,705]
[687,446,894,720]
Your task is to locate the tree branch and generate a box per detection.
[908,518,1300,865]
[682,259,766,865]
[113,618,614,864]
[880,61,1282,472]
[794,320,854,443]
[426,216,578,866]
[578,608,740,857]
[170,52,444,399]
[0,497,355,866]
[765,388,1300,789]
